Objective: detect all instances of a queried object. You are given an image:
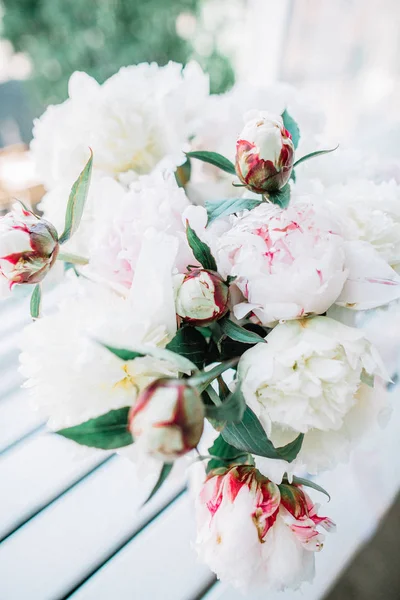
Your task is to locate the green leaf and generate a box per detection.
[281,109,300,149]
[186,150,236,175]
[30,283,41,319]
[293,146,338,168]
[221,406,281,459]
[102,344,144,362]
[291,476,331,501]
[207,434,250,473]
[188,358,239,392]
[205,197,262,224]
[361,369,374,388]
[186,221,217,271]
[205,383,246,424]
[219,317,267,345]
[144,462,174,504]
[166,326,208,369]
[175,158,191,188]
[268,184,291,209]
[59,150,93,244]
[100,341,197,373]
[277,433,304,462]
[57,407,132,449]
[221,406,302,462]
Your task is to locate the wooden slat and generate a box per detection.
[0,433,105,540]
[0,389,44,452]
[0,456,191,600]
[68,494,213,600]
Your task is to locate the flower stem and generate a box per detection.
[57,252,89,266]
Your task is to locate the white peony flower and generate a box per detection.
[211,198,400,324]
[238,316,389,478]
[0,203,59,294]
[195,465,334,591]
[86,171,195,290]
[214,200,348,325]
[129,379,205,461]
[19,232,182,428]
[31,61,209,190]
[299,179,400,268]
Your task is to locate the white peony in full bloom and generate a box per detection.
[187,81,323,205]
[238,316,389,479]
[211,198,400,325]
[86,171,195,291]
[300,179,400,269]
[20,232,183,428]
[31,61,209,190]
[195,465,335,591]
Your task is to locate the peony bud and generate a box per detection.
[0,204,59,290]
[129,378,205,461]
[235,111,294,194]
[174,268,229,326]
[196,465,335,591]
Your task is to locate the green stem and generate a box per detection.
[57,252,89,266]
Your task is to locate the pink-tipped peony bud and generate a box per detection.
[129,378,205,461]
[235,111,294,194]
[0,204,59,290]
[174,269,229,326]
[195,465,335,591]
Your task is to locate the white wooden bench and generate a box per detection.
[1,292,399,600]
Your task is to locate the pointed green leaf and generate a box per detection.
[30,283,41,319]
[207,434,250,473]
[281,109,300,149]
[144,462,174,504]
[291,476,331,501]
[219,317,267,345]
[186,222,217,271]
[205,383,246,424]
[57,407,132,449]
[188,358,239,392]
[205,197,262,224]
[166,326,208,369]
[186,151,236,175]
[268,184,291,209]
[277,433,304,462]
[221,406,302,463]
[100,341,197,373]
[293,146,339,168]
[59,150,93,244]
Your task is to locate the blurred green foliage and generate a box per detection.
[1,0,234,106]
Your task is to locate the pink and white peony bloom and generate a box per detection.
[174,269,229,326]
[129,379,205,461]
[20,232,182,428]
[235,111,294,193]
[195,465,334,591]
[238,316,389,479]
[0,203,59,295]
[214,201,348,325]
[213,199,400,325]
[86,171,195,291]
[31,61,209,190]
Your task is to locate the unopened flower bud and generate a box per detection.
[174,269,229,326]
[235,111,294,194]
[129,378,205,461]
[0,204,59,290]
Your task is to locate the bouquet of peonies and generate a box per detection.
[1,61,399,592]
